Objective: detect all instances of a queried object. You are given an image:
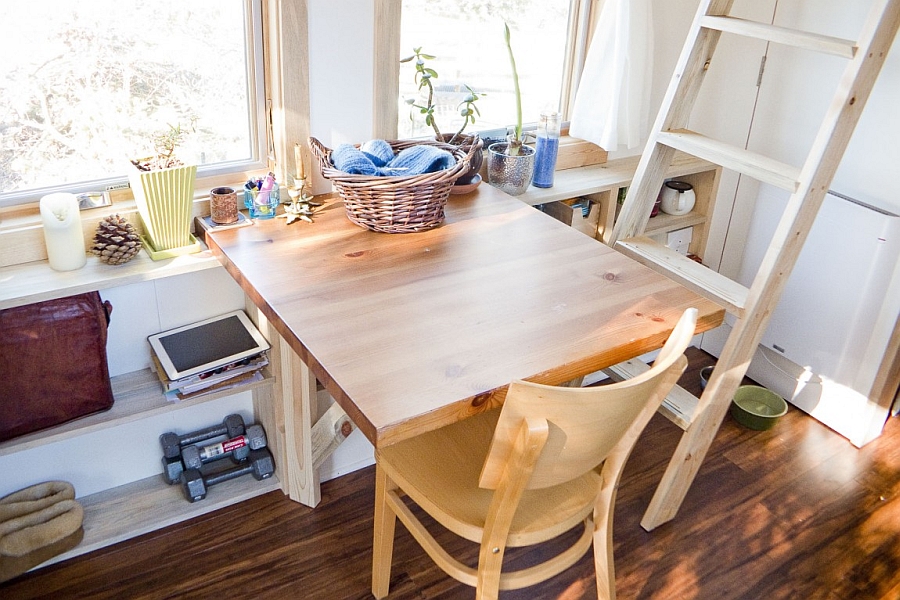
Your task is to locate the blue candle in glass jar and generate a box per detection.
[532,111,560,188]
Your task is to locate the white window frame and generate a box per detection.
[374,0,596,140]
[0,0,269,210]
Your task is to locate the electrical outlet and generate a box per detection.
[666,227,692,255]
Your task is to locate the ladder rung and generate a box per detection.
[658,129,801,193]
[701,16,857,58]
[604,359,698,430]
[615,236,748,318]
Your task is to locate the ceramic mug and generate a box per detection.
[659,181,695,216]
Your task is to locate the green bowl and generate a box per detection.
[730,385,788,430]
[700,365,714,390]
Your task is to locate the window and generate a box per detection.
[0,0,266,207]
[397,0,584,140]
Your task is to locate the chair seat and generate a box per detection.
[376,408,601,548]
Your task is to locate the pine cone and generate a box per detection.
[92,214,142,265]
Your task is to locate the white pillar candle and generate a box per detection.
[40,193,87,271]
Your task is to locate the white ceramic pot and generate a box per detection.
[659,181,695,216]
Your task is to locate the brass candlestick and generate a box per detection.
[282,175,323,224]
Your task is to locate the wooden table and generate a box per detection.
[203,183,724,506]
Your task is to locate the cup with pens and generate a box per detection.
[244,172,280,219]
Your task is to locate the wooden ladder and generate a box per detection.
[607,0,900,531]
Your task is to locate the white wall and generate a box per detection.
[307,0,376,195]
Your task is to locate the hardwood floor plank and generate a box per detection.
[2,349,899,599]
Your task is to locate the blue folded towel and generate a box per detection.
[360,139,394,167]
[382,145,456,176]
[331,143,379,175]
[331,140,456,177]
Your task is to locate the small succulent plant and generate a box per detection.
[400,47,483,145]
[131,122,194,172]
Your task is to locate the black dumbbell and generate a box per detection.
[159,414,245,459]
[180,447,275,502]
[162,455,186,486]
[161,424,268,485]
[182,424,268,470]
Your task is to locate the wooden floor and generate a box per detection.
[4,348,900,599]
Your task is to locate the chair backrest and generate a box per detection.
[479,308,697,490]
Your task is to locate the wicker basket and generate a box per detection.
[309,137,476,233]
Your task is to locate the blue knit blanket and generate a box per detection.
[331,140,455,176]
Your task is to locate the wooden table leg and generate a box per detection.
[247,300,320,507]
[278,336,321,507]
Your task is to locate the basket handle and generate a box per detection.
[308,137,330,171]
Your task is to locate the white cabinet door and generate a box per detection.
[701,0,900,445]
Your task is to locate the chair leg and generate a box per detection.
[474,541,505,600]
[592,487,618,600]
[372,464,398,599]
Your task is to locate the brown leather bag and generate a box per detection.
[0,292,114,442]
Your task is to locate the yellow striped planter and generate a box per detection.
[129,164,198,256]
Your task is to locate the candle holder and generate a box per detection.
[282,176,323,224]
[244,181,281,219]
[210,187,240,224]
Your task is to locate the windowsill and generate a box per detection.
[0,170,267,269]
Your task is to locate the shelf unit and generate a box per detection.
[43,468,281,568]
[0,248,279,566]
[0,368,275,457]
[517,152,721,260]
[0,247,222,311]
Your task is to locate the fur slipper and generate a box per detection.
[0,481,84,583]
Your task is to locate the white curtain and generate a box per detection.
[569,0,654,150]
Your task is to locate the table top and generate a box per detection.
[204,184,724,448]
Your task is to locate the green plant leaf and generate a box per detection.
[503,22,523,144]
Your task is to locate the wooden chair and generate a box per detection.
[371,308,698,599]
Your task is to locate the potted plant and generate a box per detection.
[400,47,484,191]
[486,23,536,196]
[128,123,201,259]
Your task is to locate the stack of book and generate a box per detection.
[151,351,269,402]
[147,310,272,402]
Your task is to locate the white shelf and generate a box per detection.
[515,153,720,255]
[643,211,708,238]
[515,153,717,207]
[1,228,286,573]
[43,470,281,567]
[5,365,277,571]
[0,247,222,310]
[0,368,275,457]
